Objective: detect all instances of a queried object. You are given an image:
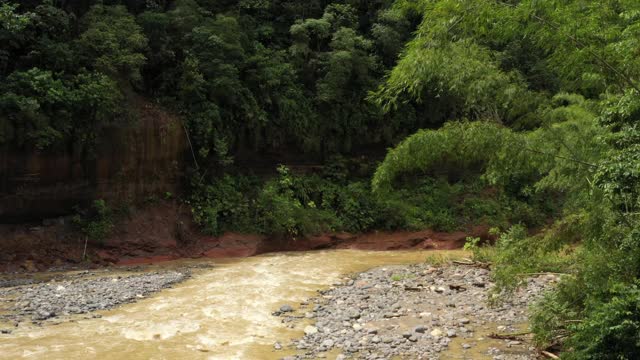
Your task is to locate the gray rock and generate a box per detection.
[304,325,318,335]
[321,339,334,348]
[413,325,427,334]
[280,305,294,313]
[34,310,55,320]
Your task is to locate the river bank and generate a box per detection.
[276,262,555,360]
[0,202,492,274]
[0,266,208,330]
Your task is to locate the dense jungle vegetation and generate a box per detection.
[2,0,640,358]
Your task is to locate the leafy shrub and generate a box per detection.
[563,282,640,360]
[188,165,537,238]
[490,225,575,292]
[72,199,114,242]
[189,175,256,235]
[256,167,338,237]
[463,236,494,263]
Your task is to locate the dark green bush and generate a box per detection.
[189,175,257,235]
[564,282,640,360]
[72,199,114,242]
[188,165,540,237]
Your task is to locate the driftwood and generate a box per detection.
[452,260,475,265]
[541,350,560,359]
[516,272,569,277]
[452,260,491,269]
[448,284,467,291]
[488,331,531,341]
[403,286,423,292]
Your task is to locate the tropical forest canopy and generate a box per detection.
[3,0,640,358]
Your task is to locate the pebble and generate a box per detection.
[414,325,426,333]
[304,325,318,335]
[321,339,334,348]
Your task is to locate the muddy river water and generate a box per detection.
[0,250,522,360]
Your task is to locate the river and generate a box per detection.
[0,250,470,360]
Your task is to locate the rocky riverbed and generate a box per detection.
[275,263,556,360]
[0,269,190,329]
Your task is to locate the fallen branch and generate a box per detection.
[488,331,531,340]
[403,286,423,292]
[448,284,467,291]
[452,260,491,269]
[452,260,474,265]
[516,272,569,277]
[541,350,560,359]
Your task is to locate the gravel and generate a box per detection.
[275,263,556,360]
[0,271,187,323]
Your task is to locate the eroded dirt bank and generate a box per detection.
[0,201,491,273]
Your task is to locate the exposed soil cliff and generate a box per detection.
[0,97,187,222]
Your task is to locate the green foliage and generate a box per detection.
[463,236,493,264]
[563,281,640,360]
[77,4,148,81]
[0,2,31,34]
[0,2,132,150]
[372,121,514,193]
[0,68,121,148]
[189,174,257,235]
[257,167,337,237]
[189,165,542,237]
[72,199,114,242]
[368,1,640,358]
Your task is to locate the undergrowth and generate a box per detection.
[188,164,552,238]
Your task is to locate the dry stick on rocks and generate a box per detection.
[452,260,491,269]
[541,350,560,359]
[516,272,570,277]
[488,331,531,341]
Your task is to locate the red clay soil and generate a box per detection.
[0,202,490,272]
